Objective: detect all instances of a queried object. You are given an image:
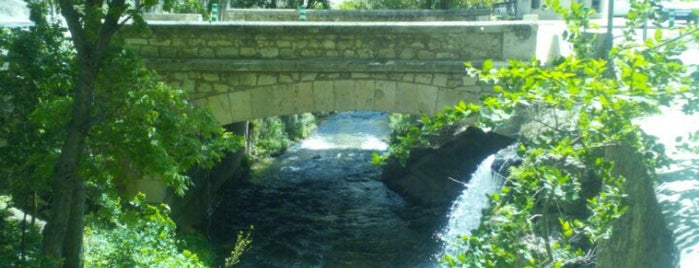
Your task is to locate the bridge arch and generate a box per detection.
[157,68,486,125]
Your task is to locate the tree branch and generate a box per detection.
[95,0,127,60]
[56,0,86,52]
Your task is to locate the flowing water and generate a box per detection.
[438,155,502,259]
[211,112,444,267]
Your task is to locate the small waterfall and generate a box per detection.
[439,154,502,259]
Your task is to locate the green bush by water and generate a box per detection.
[0,194,239,267]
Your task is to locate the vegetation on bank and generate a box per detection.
[249,113,317,158]
[0,0,248,266]
[338,0,498,10]
[376,0,698,266]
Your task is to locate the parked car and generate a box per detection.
[661,0,699,23]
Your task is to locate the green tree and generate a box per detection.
[375,0,697,266]
[228,0,329,9]
[0,0,240,266]
[338,0,496,10]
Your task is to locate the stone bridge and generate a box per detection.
[120,20,538,126]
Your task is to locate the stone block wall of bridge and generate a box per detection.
[120,21,537,125]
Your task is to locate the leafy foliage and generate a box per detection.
[1,1,243,265]
[282,113,317,141]
[83,193,207,267]
[376,0,697,266]
[338,0,497,10]
[224,227,253,267]
[0,195,43,267]
[249,114,317,158]
[162,0,208,18]
[0,12,75,199]
[229,0,330,9]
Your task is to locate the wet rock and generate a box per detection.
[491,143,522,177]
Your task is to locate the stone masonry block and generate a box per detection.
[198,82,213,93]
[213,83,228,93]
[209,40,233,46]
[149,39,171,46]
[260,48,279,58]
[250,87,275,118]
[273,85,294,116]
[416,85,439,116]
[199,48,215,57]
[125,38,148,45]
[373,80,396,112]
[228,90,252,123]
[313,81,334,112]
[216,48,238,57]
[181,48,198,58]
[292,82,314,114]
[333,80,354,111]
[394,82,417,114]
[238,74,257,86]
[141,46,159,57]
[352,73,370,79]
[240,48,256,57]
[206,94,234,125]
[257,74,277,86]
[462,75,479,86]
[354,80,375,110]
[435,88,462,113]
[433,74,448,87]
[202,73,219,82]
[415,74,433,85]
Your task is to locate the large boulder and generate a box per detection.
[381,127,512,209]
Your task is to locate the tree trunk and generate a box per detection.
[41,0,129,266]
[439,0,451,9]
[41,57,98,267]
[63,179,86,267]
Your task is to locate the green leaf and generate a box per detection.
[482,59,494,73]
[560,219,573,237]
[654,28,663,42]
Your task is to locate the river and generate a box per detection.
[211,112,444,267]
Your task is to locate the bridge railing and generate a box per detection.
[492,1,518,20]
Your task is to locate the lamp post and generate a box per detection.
[605,0,615,77]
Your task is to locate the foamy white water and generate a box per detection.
[440,155,501,258]
[298,112,390,151]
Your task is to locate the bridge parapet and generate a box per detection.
[222,8,491,22]
[122,21,536,63]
